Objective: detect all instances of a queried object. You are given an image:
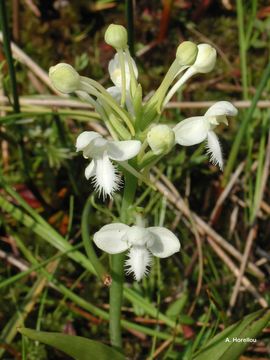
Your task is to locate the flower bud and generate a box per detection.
[147,125,175,155]
[105,24,128,49]
[193,43,217,73]
[176,41,198,66]
[49,63,80,93]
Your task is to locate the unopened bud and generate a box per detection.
[193,44,217,73]
[176,41,198,66]
[147,125,175,155]
[49,63,80,93]
[105,24,128,49]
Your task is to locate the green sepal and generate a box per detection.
[109,113,131,140]
[133,84,143,127]
[140,101,160,131]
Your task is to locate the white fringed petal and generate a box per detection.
[76,131,101,152]
[148,227,180,258]
[173,116,209,146]
[107,140,141,161]
[85,160,96,180]
[125,247,152,281]
[206,131,223,170]
[93,153,121,198]
[93,223,129,254]
[205,101,238,117]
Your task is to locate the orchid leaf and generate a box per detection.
[19,328,125,360]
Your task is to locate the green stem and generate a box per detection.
[81,196,111,284]
[109,172,137,349]
[223,60,270,185]
[125,48,138,97]
[118,49,127,107]
[0,0,20,112]
[125,0,135,57]
[0,1,52,210]
[236,0,248,100]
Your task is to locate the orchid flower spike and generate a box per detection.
[76,131,141,198]
[93,223,180,281]
[173,101,238,170]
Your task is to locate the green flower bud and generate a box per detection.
[147,125,175,155]
[176,41,198,65]
[105,24,128,49]
[193,43,217,73]
[49,63,80,93]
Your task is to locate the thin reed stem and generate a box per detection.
[125,0,134,56]
[236,0,248,100]
[0,0,20,112]
[223,60,270,185]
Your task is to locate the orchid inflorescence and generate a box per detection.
[49,24,237,281]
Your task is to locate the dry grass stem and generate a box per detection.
[151,174,264,279]
[210,161,245,224]
[0,32,61,95]
[0,249,29,272]
[229,131,270,308]
[229,226,259,310]
[207,236,267,309]
[1,95,270,112]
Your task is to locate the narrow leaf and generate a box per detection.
[19,328,125,360]
[193,308,270,360]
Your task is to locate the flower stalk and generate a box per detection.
[109,172,137,349]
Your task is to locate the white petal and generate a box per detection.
[204,101,238,117]
[107,87,134,115]
[108,53,138,89]
[107,86,122,103]
[93,223,129,254]
[125,226,153,247]
[85,137,107,159]
[93,153,121,198]
[173,116,209,146]
[107,140,141,161]
[76,131,101,152]
[84,160,96,180]
[206,131,223,170]
[147,227,180,258]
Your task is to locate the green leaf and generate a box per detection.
[193,308,270,360]
[166,293,188,320]
[19,328,125,360]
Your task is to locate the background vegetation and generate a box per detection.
[0,0,270,359]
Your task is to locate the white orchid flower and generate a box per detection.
[76,131,141,198]
[108,53,138,91]
[93,223,180,281]
[107,53,138,113]
[163,44,217,106]
[173,101,238,170]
